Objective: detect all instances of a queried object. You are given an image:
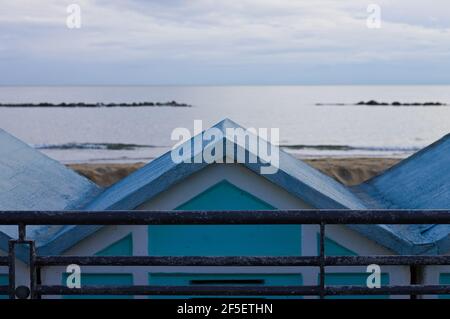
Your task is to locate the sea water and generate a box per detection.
[0,85,449,163]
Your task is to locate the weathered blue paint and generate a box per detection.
[317,234,357,256]
[148,273,303,299]
[0,129,102,261]
[355,134,450,255]
[61,273,133,299]
[0,129,101,211]
[148,181,302,256]
[0,274,7,299]
[323,273,389,299]
[360,134,450,210]
[95,233,133,256]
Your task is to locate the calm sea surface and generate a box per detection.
[0,86,450,163]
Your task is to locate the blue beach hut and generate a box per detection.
[0,119,450,298]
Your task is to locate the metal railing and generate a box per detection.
[1,209,450,299]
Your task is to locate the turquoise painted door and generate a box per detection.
[148,181,301,256]
[147,180,302,294]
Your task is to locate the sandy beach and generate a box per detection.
[68,157,402,187]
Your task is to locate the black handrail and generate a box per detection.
[0,209,449,224]
[0,209,450,299]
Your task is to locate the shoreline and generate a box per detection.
[68,157,402,187]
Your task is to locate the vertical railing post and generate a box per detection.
[319,222,325,299]
[29,241,37,299]
[35,266,42,299]
[18,223,25,242]
[410,265,420,300]
[8,240,15,299]
[7,223,34,299]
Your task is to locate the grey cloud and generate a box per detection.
[1,0,450,84]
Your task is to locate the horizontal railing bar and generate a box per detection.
[35,255,450,267]
[326,285,450,295]
[35,256,320,266]
[36,285,450,296]
[325,255,450,266]
[37,285,321,296]
[3,209,450,299]
[1,210,450,225]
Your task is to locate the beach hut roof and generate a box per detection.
[0,129,101,211]
[84,118,368,211]
[77,122,450,255]
[360,133,450,209]
[356,133,450,254]
[2,120,450,261]
[0,129,101,259]
[31,118,374,259]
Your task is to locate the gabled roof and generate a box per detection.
[359,133,450,209]
[0,129,101,260]
[85,118,368,211]
[355,133,450,254]
[2,119,450,260]
[6,118,371,261]
[0,129,101,211]
[75,121,450,255]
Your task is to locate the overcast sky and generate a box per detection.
[1,0,450,85]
